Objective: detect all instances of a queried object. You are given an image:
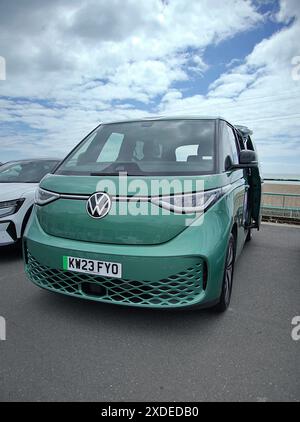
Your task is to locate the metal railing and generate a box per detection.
[262,192,300,220]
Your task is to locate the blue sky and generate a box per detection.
[0,0,300,175]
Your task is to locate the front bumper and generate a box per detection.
[24,204,231,309]
[0,196,33,245]
[25,250,205,308]
[0,221,18,245]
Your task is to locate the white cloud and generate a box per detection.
[276,0,300,22]
[158,0,300,174]
[208,73,257,97]
[0,0,262,100]
[0,0,299,174]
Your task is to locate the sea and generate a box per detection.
[263,173,300,184]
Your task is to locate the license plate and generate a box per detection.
[63,256,122,278]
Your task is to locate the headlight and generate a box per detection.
[35,188,60,206]
[0,198,25,218]
[151,188,224,214]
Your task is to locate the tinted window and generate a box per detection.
[0,160,58,183]
[236,131,245,150]
[221,124,239,171]
[96,132,124,162]
[245,135,255,151]
[56,120,216,176]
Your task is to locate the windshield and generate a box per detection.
[0,160,59,183]
[56,119,216,176]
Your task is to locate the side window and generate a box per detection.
[222,124,239,171]
[236,131,245,150]
[245,135,254,151]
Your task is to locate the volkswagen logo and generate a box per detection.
[86,192,112,219]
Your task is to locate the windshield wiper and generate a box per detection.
[90,172,129,176]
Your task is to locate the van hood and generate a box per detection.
[37,174,229,245]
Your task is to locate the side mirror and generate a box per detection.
[239,149,257,165]
[231,150,258,169]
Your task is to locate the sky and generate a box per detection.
[0,0,300,176]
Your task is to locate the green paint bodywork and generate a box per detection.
[23,168,256,309]
[37,172,243,245]
[40,172,230,195]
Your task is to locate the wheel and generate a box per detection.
[214,233,235,312]
[246,228,252,242]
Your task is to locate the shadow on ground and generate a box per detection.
[0,243,22,263]
[29,284,224,336]
[0,238,230,332]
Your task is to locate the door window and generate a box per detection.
[222,124,239,171]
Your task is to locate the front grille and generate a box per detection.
[26,252,203,307]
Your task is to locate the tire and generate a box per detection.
[246,228,252,242]
[214,233,235,312]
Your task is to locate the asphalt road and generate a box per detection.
[0,223,299,402]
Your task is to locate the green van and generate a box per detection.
[24,117,262,312]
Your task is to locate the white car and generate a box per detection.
[0,159,59,246]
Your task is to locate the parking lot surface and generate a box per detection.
[0,223,299,401]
